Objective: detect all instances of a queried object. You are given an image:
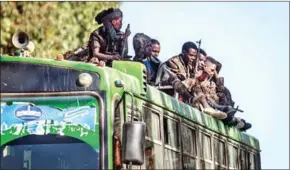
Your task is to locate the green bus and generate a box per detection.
[0,55,261,169]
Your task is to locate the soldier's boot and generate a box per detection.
[223,116,238,126]
[203,108,228,120]
[199,96,227,119]
[239,119,252,131]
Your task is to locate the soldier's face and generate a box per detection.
[198,54,207,70]
[151,43,160,57]
[185,48,197,63]
[204,61,217,76]
[112,17,123,30]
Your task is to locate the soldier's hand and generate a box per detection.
[214,70,219,78]
[111,54,121,60]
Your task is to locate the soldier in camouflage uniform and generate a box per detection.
[64,8,131,67]
[195,57,251,130]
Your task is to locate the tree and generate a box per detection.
[0,1,119,58]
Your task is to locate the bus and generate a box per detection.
[0,55,261,169]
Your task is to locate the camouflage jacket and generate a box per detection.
[88,26,109,64]
[166,54,195,81]
[88,26,128,64]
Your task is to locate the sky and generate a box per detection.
[121,2,289,169]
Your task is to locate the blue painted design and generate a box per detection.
[1,103,97,133]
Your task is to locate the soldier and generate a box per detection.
[211,59,252,131]
[191,57,229,119]
[155,41,199,101]
[88,8,131,66]
[132,33,152,62]
[197,48,207,70]
[142,39,162,85]
[195,57,251,130]
[64,8,131,67]
[166,41,197,82]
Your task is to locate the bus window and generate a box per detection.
[181,125,197,170]
[240,149,248,169]
[214,138,226,166]
[143,106,163,169]
[143,107,161,141]
[201,133,212,160]
[145,140,163,169]
[200,133,212,169]
[249,152,256,169]
[228,144,238,169]
[164,117,180,148]
[164,117,181,169]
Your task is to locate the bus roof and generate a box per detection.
[0,55,260,151]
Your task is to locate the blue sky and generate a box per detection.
[121,2,289,169]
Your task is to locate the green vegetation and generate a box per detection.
[0,1,119,58]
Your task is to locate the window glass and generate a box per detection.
[240,149,247,169]
[249,153,256,169]
[164,148,181,169]
[181,125,196,156]
[228,144,238,168]
[143,107,161,141]
[201,133,212,160]
[164,117,179,148]
[145,140,163,169]
[183,155,196,169]
[0,136,99,169]
[214,138,226,165]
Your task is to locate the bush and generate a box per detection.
[0,1,119,58]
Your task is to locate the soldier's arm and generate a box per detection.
[166,59,186,81]
[89,34,119,61]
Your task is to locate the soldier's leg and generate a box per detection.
[207,97,237,118]
[192,92,227,120]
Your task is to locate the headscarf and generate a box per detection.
[95,8,123,41]
[133,33,151,61]
[95,8,123,24]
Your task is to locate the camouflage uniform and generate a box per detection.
[165,54,196,92]
[87,26,110,65]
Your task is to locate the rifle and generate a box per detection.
[194,39,202,74]
[120,24,132,60]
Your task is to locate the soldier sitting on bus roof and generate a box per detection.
[190,57,232,119]
[88,8,131,67]
[154,41,202,102]
[142,39,162,85]
[132,33,162,85]
[198,48,207,70]
[64,8,131,67]
[212,60,252,131]
[132,33,152,62]
[195,57,251,131]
